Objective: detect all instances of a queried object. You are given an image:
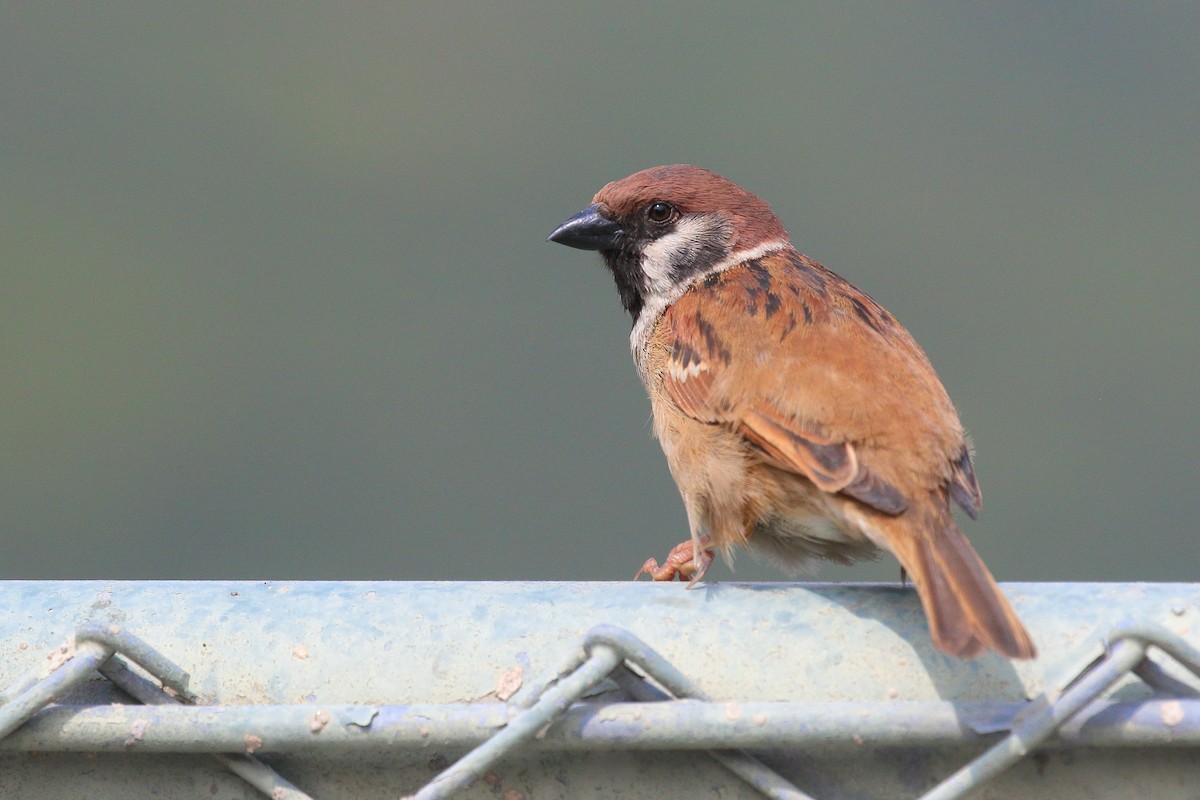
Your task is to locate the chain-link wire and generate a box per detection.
[2,617,1198,799]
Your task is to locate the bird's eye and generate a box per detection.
[646,201,675,224]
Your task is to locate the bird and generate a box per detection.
[547,164,1036,659]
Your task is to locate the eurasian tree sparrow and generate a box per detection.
[549,165,1035,659]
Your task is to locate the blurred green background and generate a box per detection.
[2,4,1196,582]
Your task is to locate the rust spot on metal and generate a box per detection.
[309,709,331,733]
[45,636,76,674]
[123,718,148,748]
[495,665,524,701]
[243,733,264,753]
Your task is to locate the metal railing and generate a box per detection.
[0,581,1197,799]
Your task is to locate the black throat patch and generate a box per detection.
[601,247,646,319]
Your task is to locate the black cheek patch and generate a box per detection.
[667,237,730,283]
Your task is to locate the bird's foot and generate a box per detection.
[634,536,714,588]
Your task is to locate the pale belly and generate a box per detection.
[749,505,882,573]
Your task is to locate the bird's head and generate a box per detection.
[548,165,789,319]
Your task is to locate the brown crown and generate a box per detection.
[594,165,789,250]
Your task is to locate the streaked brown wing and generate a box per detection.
[656,249,976,516]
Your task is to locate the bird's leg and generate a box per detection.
[634,535,714,587]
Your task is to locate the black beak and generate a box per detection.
[547,205,624,251]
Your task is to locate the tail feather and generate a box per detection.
[886,507,1036,660]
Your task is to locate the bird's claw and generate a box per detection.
[633,537,714,587]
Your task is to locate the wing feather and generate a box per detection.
[659,251,917,516]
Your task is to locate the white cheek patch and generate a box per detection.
[639,215,721,298]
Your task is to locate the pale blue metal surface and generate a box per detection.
[3,696,1199,753]
[0,581,1197,799]
[3,580,1195,701]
